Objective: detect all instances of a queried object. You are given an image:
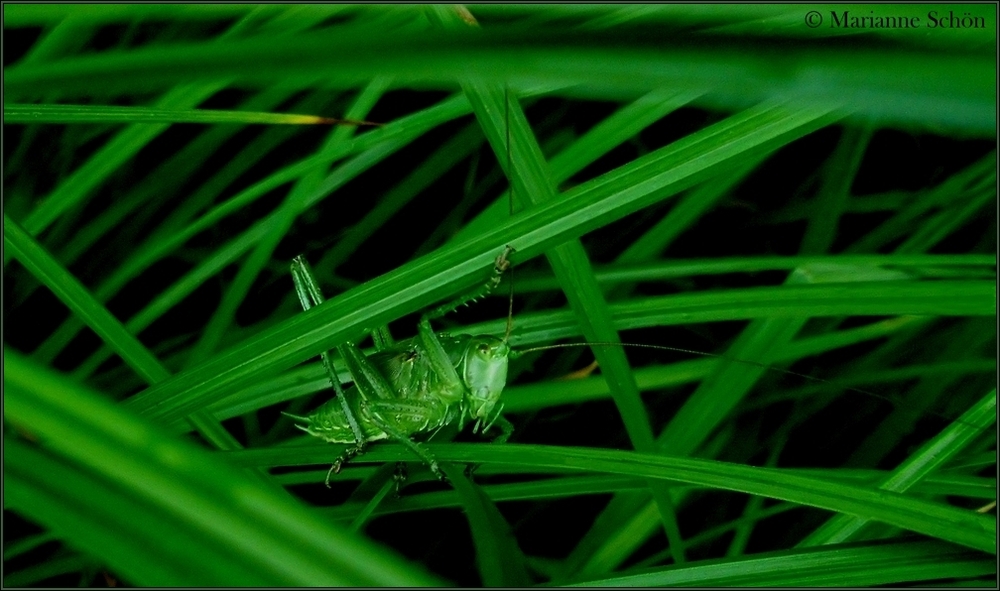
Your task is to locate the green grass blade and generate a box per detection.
[5,27,992,133]
[125,100,840,423]
[801,387,997,546]
[445,466,531,587]
[4,215,169,384]
[3,104,364,125]
[566,540,994,587]
[464,82,654,449]
[229,442,997,554]
[16,83,227,236]
[4,351,443,586]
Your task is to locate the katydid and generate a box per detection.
[282,250,985,487]
[284,247,515,485]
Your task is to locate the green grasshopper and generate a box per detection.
[284,247,516,484]
[282,249,985,489]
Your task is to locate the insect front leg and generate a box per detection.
[486,409,515,445]
[414,246,516,407]
[363,399,448,481]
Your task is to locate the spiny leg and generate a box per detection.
[417,247,514,479]
[291,256,368,469]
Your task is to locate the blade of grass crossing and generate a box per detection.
[844,152,994,254]
[315,121,485,271]
[846,317,996,468]
[17,82,225,237]
[30,89,346,364]
[466,81,692,562]
[800,125,871,255]
[464,82,655,449]
[453,86,703,244]
[71,225,269,381]
[4,215,169,384]
[54,86,305,266]
[613,155,766,265]
[566,131,873,576]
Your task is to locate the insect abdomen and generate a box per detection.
[290,396,388,444]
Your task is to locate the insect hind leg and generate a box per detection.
[325,443,368,488]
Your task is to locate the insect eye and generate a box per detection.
[478,344,489,354]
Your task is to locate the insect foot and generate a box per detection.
[325,442,367,488]
[494,244,514,274]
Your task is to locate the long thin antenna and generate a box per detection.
[511,341,983,429]
[503,86,515,343]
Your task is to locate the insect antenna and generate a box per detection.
[511,341,986,430]
[503,84,515,345]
